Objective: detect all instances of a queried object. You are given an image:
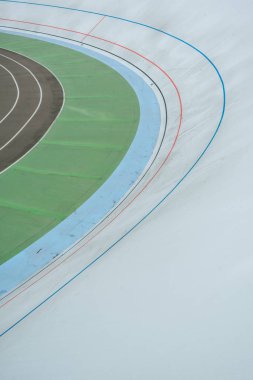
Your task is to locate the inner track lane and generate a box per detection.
[0,61,19,123]
[0,48,64,172]
[0,52,42,151]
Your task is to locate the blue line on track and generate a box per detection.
[0,0,226,337]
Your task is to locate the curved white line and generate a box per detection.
[0,62,20,124]
[0,52,43,151]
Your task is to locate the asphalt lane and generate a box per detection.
[0,48,63,172]
[0,62,18,122]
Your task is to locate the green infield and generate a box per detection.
[0,33,140,264]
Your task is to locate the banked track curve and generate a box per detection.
[0,1,225,337]
[0,26,168,302]
[0,23,181,297]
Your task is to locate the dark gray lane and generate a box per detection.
[0,52,40,146]
[0,48,64,172]
[0,62,18,122]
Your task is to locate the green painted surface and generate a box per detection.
[0,33,140,264]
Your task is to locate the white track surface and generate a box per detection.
[0,1,253,379]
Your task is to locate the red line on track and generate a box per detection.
[0,17,183,309]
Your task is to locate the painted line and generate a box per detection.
[0,2,225,337]
[81,15,105,43]
[0,26,168,303]
[0,52,42,152]
[0,61,19,124]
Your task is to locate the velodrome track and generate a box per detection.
[0,1,253,379]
